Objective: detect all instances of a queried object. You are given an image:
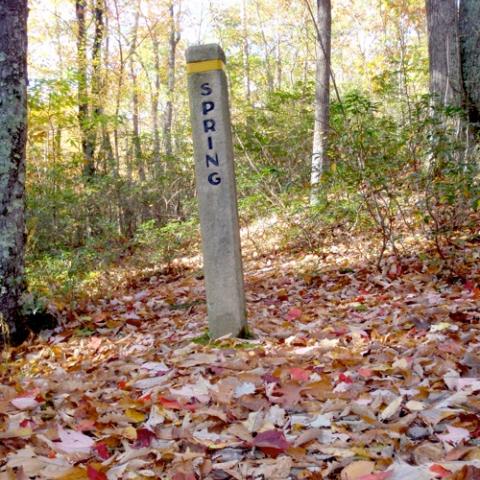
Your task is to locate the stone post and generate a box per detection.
[186,44,248,339]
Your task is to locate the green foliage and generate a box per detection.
[134,218,199,269]
[235,82,314,197]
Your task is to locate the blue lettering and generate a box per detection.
[202,101,215,115]
[201,83,212,96]
[206,153,219,167]
[207,136,213,149]
[203,119,216,133]
[208,172,221,185]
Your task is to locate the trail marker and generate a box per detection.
[186,44,248,339]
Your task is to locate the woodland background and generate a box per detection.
[3,1,480,478]
[26,0,444,307]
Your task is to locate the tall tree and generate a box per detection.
[0,0,28,342]
[151,26,162,173]
[425,0,464,107]
[76,0,94,177]
[459,0,480,129]
[129,3,145,182]
[310,0,331,204]
[163,1,180,160]
[75,0,106,178]
[241,0,251,104]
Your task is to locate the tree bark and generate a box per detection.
[152,31,161,174]
[459,0,480,128]
[0,0,28,342]
[310,0,331,205]
[129,5,145,182]
[163,1,180,160]
[425,0,464,107]
[75,0,95,177]
[241,0,251,103]
[112,0,124,176]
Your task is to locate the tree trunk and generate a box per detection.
[91,0,106,170]
[163,1,180,160]
[310,0,331,205]
[129,6,145,182]
[76,0,95,177]
[459,0,480,128]
[425,0,464,107]
[276,28,282,90]
[241,0,251,104]
[0,0,28,343]
[112,0,124,176]
[152,32,161,174]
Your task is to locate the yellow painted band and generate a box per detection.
[187,59,225,74]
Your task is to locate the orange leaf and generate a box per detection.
[429,464,452,478]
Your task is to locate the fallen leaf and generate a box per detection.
[135,428,157,447]
[438,426,470,445]
[446,465,480,479]
[233,382,256,398]
[290,367,310,382]
[252,430,289,457]
[125,409,146,423]
[379,396,403,421]
[430,464,453,478]
[86,465,107,480]
[341,461,375,480]
[94,443,110,460]
[358,473,392,480]
[10,397,39,410]
[57,428,95,454]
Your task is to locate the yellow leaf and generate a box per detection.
[121,425,138,440]
[125,408,146,423]
[55,467,88,480]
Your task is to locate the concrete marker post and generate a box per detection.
[186,43,248,339]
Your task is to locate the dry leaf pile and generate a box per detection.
[1,230,480,479]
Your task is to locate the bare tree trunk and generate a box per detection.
[99,2,115,174]
[91,0,114,174]
[425,0,464,107]
[255,0,274,93]
[0,0,28,343]
[129,6,145,182]
[163,1,180,159]
[241,0,251,103]
[310,0,331,205]
[276,28,282,90]
[459,0,480,129]
[91,0,104,138]
[76,0,95,177]
[112,0,124,176]
[152,32,162,174]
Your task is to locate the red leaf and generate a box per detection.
[339,373,353,384]
[135,428,157,447]
[358,472,392,480]
[286,307,302,321]
[334,326,349,336]
[465,279,475,292]
[252,429,289,457]
[94,442,110,460]
[358,368,374,378]
[158,396,181,410]
[290,367,310,382]
[76,419,96,432]
[19,419,35,428]
[429,464,452,478]
[172,474,196,480]
[87,465,107,480]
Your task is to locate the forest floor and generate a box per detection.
[2,217,480,480]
